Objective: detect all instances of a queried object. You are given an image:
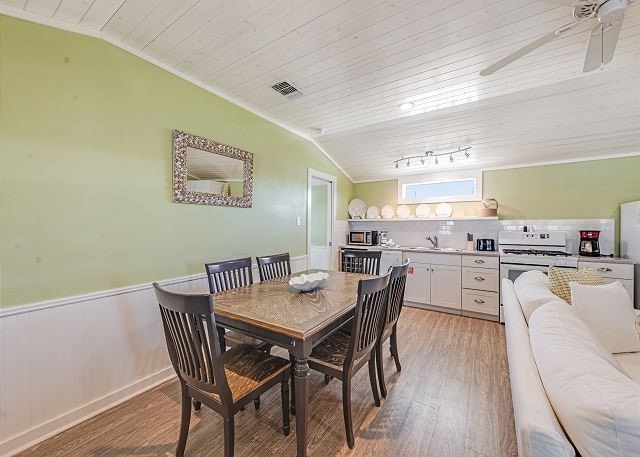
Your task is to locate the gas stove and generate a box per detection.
[498,231,578,268]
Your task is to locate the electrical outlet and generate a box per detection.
[296,216,301,226]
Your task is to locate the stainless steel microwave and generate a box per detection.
[348,230,378,246]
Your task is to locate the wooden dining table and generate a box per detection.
[212,269,372,457]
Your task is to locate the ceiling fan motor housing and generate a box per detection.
[596,0,629,25]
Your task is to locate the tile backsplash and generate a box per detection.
[348,219,615,255]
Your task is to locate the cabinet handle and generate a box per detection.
[597,267,613,272]
[474,299,485,304]
[474,276,485,281]
[473,259,485,264]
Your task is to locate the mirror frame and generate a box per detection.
[172,129,253,208]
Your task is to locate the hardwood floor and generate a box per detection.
[18,308,517,457]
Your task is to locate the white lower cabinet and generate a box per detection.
[461,256,500,321]
[404,263,431,305]
[402,253,462,312]
[431,264,462,310]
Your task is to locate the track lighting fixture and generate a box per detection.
[392,147,471,169]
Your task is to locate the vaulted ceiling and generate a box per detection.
[2,0,639,181]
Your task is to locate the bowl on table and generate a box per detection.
[289,271,330,292]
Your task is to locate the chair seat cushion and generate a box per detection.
[198,344,289,403]
[309,330,352,370]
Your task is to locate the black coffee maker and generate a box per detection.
[579,230,600,256]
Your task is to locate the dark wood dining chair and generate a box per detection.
[153,283,290,457]
[256,253,291,281]
[307,272,391,449]
[376,259,410,398]
[341,249,382,275]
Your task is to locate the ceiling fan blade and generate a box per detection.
[480,20,582,76]
[583,14,624,72]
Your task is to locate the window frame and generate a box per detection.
[397,170,483,204]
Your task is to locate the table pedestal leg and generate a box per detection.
[294,357,309,457]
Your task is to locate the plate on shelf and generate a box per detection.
[366,206,380,219]
[435,202,453,218]
[381,205,395,219]
[415,204,431,218]
[396,205,411,219]
[348,199,367,219]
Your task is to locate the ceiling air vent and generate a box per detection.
[271,81,303,99]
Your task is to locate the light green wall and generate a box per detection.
[354,156,640,252]
[310,184,328,246]
[0,16,354,308]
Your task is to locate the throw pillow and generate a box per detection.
[548,266,604,304]
[570,281,640,354]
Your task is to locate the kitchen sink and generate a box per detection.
[395,246,463,252]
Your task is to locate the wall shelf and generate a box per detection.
[347,216,498,222]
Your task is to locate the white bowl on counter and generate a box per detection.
[289,271,330,292]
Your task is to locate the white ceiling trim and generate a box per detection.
[351,151,640,184]
[0,4,355,182]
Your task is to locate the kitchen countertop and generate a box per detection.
[340,245,633,263]
[340,245,500,257]
[575,256,635,265]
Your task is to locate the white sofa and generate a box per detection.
[502,274,640,457]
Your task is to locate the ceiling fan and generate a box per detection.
[480,0,631,76]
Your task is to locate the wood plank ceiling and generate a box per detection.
[2,0,639,181]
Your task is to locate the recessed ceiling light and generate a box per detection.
[309,127,325,134]
[399,102,414,111]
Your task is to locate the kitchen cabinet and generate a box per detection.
[404,263,431,305]
[402,253,462,312]
[431,264,462,310]
[462,254,500,321]
[577,260,635,303]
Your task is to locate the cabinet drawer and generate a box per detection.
[577,261,634,280]
[462,290,499,316]
[462,268,499,292]
[462,255,499,269]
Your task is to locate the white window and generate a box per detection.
[398,170,482,204]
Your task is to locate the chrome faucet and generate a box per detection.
[426,235,439,249]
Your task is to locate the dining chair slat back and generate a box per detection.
[385,260,410,328]
[154,284,230,400]
[349,272,391,364]
[341,249,381,275]
[205,257,253,294]
[256,253,291,281]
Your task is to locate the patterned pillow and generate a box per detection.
[548,266,605,304]
[636,313,640,338]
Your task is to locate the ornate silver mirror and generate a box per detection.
[172,130,253,207]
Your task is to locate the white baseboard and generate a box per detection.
[0,368,175,457]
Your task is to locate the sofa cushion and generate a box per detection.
[571,281,640,354]
[514,270,567,322]
[529,302,640,457]
[548,266,604,304]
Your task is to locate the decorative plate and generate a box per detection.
[396,205,411,219]
[415,204,431,218]
[435,202,453,218]
[348,199,367,219]
[381,205,395,219]
[366,206,380,219]
[289,271,330,292]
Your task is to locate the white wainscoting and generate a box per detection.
[0,255,307,457]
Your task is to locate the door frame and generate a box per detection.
[307,168,337,270]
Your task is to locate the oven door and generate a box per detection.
[500,263,549,284]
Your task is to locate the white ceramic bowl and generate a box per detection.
[289,271,330,292]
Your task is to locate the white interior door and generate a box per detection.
[308,171,335,270]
